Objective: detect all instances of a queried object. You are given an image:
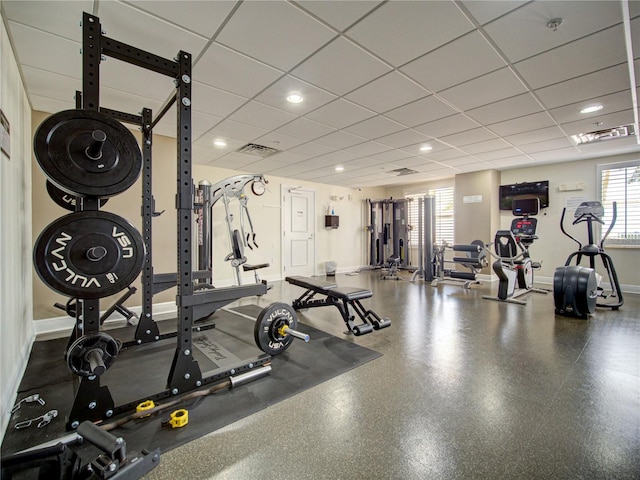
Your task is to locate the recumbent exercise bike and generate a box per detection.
[483,197,547,305]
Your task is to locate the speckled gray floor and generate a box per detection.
[142,271,640,480]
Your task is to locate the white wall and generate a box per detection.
[0,13,34,441]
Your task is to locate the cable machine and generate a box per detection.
[367,198,412,269]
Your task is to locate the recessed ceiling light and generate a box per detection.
[335,166,344,172]
[419,145,433,152]
[213,139,227,147]
[580,105,603,114]
[286,92,304,104]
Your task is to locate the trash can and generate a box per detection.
[325,261,337,277]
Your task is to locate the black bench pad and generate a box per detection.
[285,276,337,291]
[326,287,372,301]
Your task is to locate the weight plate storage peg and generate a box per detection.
[46,180,108,211]
[34,211,145,299]
[34,109,142,197]
[66,332,120,377]
[254,302,300,356]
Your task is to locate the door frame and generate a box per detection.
[281,184,316,278]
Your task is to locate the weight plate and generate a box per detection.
[67,332,119,377]
[254,302,297,356]
[46,180,108,211]
[34,211,145,299]
[34,109,142,197]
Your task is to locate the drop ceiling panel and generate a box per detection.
[459,1,527,26]
[192,82,248,117]
[513,25,628,90]
[7,23,81,78]
[201,119,268,143]
[549,90,632,125]
[30,94,75,114]
[376,129,432,150]
[475,147,526,161]
[413,114,480,138]
[440,128,498,148]
[345,155,395,168]
[489,112,557,137]
[343,141,390,157]
[438,68,528,111]
[529,147,581,162]
[400,31,506,93]
[440,156,486,167]
[534,64,631,109]
[488,156,533,168]
[101,59,176,103]
[193,43,284,98]
[294,1,383,32]
[368,149,417,163]
[292,37,391,96]
[346,1,474,67]
[288,142,334,157]
[505,126,567,146]
[97,1,208,61]
[344,71,429,114]
[311,130,367,150]
[384,96,458,128]
[254,75,337,116]
[466,93,543,125]
[422,148,466,162]
[304,99,376,129]
[519,138,576,154]
[22,67,80,105]
[274,117,336,141]
[254,131,306,151]
[228,101,297,130]
[459,138,512,155]
[3,0,91,41]
[126,0,237,37]
[485,1,622,63]
[215,1,335,71]
[344,115,405,139]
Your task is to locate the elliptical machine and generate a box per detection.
[483,197,547,305]
[553,201,623,318]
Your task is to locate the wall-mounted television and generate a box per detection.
[499,180,549,211]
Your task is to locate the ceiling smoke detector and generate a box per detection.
[571,124,636,145]
[236,143,281,158]
[387,167,419,176]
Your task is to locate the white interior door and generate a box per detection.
[282,186,315,277]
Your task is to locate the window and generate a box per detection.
[598,160,640,246]
[406,186,454,246]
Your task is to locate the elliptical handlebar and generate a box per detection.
[600,201,617,249]
[560,207,582,249]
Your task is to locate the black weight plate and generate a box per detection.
[34,211,145,299]
[46,180,108,211]
[34,109,142,197]
[67,332,119,377]
[254,302,297,356]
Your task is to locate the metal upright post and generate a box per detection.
[167,52,202,393]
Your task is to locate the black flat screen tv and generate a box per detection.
[499,180,549,211]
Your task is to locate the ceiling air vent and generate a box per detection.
[571,124,636,145]
[236,143,281,158]
[388,167,419,176]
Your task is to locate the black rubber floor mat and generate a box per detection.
[2,309,380,458]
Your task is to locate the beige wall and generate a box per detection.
[1,14,34,439]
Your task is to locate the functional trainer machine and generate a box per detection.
[553,201,623,317]
[367,198,412,273]
[483,198,547,305]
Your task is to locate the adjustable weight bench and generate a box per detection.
[285,276,391,336]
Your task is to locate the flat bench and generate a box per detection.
[285,276,391,336]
